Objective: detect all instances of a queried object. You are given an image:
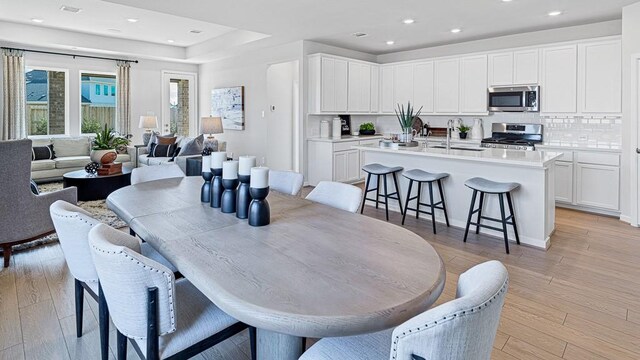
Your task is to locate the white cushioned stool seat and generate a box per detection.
[403,169,449,183]
[464,177,519,194]
[299,329,392,360]
[362,163,403,175]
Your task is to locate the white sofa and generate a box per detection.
[31,137,133,182]
[136,137,226,174]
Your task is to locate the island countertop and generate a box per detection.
[353,144,563,168]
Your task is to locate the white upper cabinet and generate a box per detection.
[541,45,578,113]
[413,61,435,113]
[488,52,513,86]
[334,59,348,112]
[459,55,488,113]
[317,56,348,113]
[348,62,371,112]
[394,64,414,108]
[380,66,395,113]
[513,49,539,85]
[370,65,380,113]
[435,58,460,113]
[579,40,622,114]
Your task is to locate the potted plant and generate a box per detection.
[90,124,130,165]
[359,122,376,136]
[395,102,422,142]
[457,124,471,139]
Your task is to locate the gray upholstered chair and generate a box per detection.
[299,260,508,360]
[269,170,304,196]
[88,223,255,360]
[131,163,185,185]
[306,181,363,213]
[0,139,77,267]
[49,200,178,360]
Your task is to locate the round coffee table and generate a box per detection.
[63,167,132,201]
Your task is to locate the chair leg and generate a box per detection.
[74,279,84,338]
[98,283,110,360]
[375,175,381,209]
[402,180,413,225]
[383,174,390,221]
[428,182,437,234]
[415,182,422,220]
[463,190,478,243]
[129,228,136,237]
[498,193,510,254]
[360,173,371,214]
[392,172,404,215]
[116,330,127,360]
[506,193,521,245]
[476,192,485,234]
[437,180,450,227]
[3,245,12,268]
[249,327,257,360]
[147,287,160,360]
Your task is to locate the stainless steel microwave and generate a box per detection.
[488,85,539,112]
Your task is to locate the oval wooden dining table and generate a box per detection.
[106,176,446,360]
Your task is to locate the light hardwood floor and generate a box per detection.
[1,202,639,359]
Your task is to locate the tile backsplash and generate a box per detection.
[542,115,621,148]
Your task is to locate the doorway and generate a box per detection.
[161,71,197,137]
[266,60,300,172]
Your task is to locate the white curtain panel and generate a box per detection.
[116,61,131,135]
[2,49,27,140]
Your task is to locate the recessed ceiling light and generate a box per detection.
[31,18,44,23]
[60,5,81,13]
[403,19,415,24]
[126,18,138,23]
[107,28,122,33]
[451,28,462,33]
[501,0,513,2]
[386,40,395,45]
[352,32,368,38]
[190,30,203,34]
[167,39,175,43]
[548,10,562,16]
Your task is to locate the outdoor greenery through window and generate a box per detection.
[25,68,67,136]
[81,73,116,134]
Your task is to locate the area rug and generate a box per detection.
[1,181,127,255]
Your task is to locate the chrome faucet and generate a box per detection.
[446,119,454,150]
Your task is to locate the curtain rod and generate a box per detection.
[1,47,138,64]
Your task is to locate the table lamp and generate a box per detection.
[201,116,224,151]
[139,115,159,146]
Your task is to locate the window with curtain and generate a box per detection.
[25,68,67,136]
[81,72,116,133]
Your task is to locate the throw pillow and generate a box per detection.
[148,143,178,158]
[146,131,160,152]
[32,145,55,160]
[30,179,40,195]
[169,147,182,162]
[178,134,204,156]
[157,136,177,145]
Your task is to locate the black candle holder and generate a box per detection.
[209,168,223,208]
[248,187,270,227]
[201,171,213,202]
[221,178,239,213]
[236,175,251,219]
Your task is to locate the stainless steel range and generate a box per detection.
[480,123,543,151]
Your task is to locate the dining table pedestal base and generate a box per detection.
[257,329,304,360]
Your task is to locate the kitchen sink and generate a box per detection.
[429,145,486,152]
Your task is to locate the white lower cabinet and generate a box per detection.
[333,150,360,183]
[554,161,574,203]
[307,138,382,186]
[576,163,620,211]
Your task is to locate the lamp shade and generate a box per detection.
[138,115,159,129]
[201,116,224,135]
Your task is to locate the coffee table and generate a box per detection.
[63,166,132,201]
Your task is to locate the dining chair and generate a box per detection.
[131,164,185,185]
[306,181,363,213]
[299,260,508,360]
[88,223,256,360]
[49,200,178,360]
[269,170,304,196]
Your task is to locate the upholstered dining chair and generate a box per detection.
[269,170,304,196]
[299,260,508,360]
[50,200,178,360]
[0,139,77,267]
[306,181,363,213]
[88,223,256,360]
[131,164,185,185]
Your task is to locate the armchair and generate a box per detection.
[0,139,77,267]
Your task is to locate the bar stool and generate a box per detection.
[401,169,450,234]
[463,177,521,254]
[360,163,404,221]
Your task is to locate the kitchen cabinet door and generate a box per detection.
[541,45,577,113]
[380,66,394,113]
[334,59,348,112]
[370,65,380,112]
[435,58,460,113]
[333,151,348,182]
[513,49,539,85]
[320,57,336,112]
[580,40,622,114]
[346,150,360,182]
[488,52,513,86]
[413,61,434,113]
[576,163,619,210]
[460,55,488,113]
[348,62,371,112]
[554,161,573,203]
[394,64,414,107]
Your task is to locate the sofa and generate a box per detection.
[31,137,133,182]
[136,136,226,174]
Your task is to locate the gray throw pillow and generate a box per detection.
[178,134,204,156]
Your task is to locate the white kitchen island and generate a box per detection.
[355,144,563,250]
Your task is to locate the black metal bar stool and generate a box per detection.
[360,163,404,221]
[463,177,521,254]
[401,169,450,234]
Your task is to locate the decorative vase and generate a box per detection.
[248,187,270,227]
[236,175,251,219]
[90,149,118,165]
[209,168,223,208]
[471,118,484,140]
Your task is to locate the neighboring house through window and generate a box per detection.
[81,72,117,133]
[25,68,68,136]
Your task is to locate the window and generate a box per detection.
[81,73,117,133]
[25,68,67,136]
